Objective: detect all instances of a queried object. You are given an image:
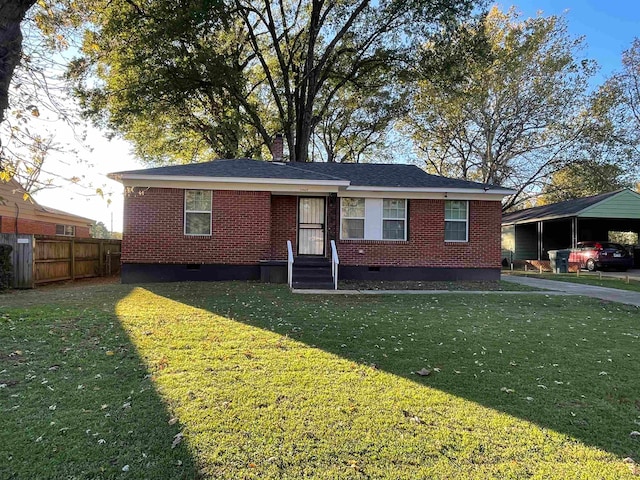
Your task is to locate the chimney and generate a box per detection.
[271,134,283,162]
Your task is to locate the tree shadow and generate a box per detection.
[0,283,200,479]
[141,281,640,463]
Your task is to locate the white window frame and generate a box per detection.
[340,197,407,241]
[340,197,366,240]
[382,198,407,241]
[184,190,213,236]
[444,200,469,242]
[56,224,75,237]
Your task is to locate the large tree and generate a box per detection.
[405,7,595,210]
[60,0,476,164]
[0,0,37,125]
[540,161,630,205]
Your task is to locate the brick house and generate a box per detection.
[111,158,513,287]
[0,179,93,237]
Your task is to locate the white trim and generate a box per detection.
[345,185,515,195]
[337,190,507,201]
[444,200,469,242]
[340,197,408,241]
[184,190,213,236]
[340,197,366,240]
[382,198,407,241]
[116,173,350,187]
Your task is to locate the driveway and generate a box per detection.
[502,274,640,307]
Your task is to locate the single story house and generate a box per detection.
[109,158,514,287]
[502,189,640,264]
[0,179,93,237]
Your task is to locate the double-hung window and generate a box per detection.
[184,190,212,235]
[382,199,406,240]
[340,198,407,241]
[341,198,365,239]
[444,200,468,242]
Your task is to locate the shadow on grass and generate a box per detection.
[0,284,200,479]
[142,282,640,463]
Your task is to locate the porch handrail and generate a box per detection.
[330,240,339,290]
[287,240,294,288]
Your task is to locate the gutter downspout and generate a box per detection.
[14,202,19,234]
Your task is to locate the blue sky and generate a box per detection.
[508,0,640,83]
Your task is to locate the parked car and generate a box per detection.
[568,241,633,272]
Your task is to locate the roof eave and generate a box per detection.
[111,173,350,187]
[345,186,516,196]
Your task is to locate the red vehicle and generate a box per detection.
[569,241,633,272]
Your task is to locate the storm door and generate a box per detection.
[298,197,325,255]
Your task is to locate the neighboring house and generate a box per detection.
[111,157,513,286]
[0,179,93,237]
[502,189,640,263]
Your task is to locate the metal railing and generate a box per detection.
[287,240,294,288]
[330,239,339,290]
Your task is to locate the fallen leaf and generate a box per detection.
[415,368,431,376]
[168,417,178,425]
[402,410,422,424]
[172,432,183,449]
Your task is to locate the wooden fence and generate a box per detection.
[0,234,121,288]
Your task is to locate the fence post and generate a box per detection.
[99,241,105,276]
[70,239,76,280]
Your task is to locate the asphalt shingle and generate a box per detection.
[112,158,502,190]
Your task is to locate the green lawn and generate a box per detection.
[507,271,640,293]
[1,282,639,479]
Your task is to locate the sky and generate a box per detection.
[30,0,640,233]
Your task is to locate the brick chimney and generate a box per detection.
[271,134,283,162]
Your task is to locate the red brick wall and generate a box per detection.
[336,199,502,268]
[0,216,91,238]
[122,188,271,264]
[270,195,297,260]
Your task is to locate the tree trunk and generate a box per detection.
[0,0,36,125]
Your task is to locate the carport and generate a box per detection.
[502,189,640,264]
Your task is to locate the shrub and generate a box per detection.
[0,244,13,291]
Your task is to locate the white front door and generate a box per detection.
[298,197,325,255]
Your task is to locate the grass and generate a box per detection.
[507,271,640,293]
[1,281,639,479]
[339,280,541,291]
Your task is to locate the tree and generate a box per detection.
[62,0,477,164]
[540,161,630,204]
[90,221,111,238]
[588,39,640,170]
[0,0,37,125]
[404,7,596,210]
[1,5,90,195]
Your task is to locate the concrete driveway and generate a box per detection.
[502,274,640,307]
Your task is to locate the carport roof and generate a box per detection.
[502,189,640,225]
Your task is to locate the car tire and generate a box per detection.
[586,258,596,272]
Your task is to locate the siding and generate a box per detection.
[580,190,640,219]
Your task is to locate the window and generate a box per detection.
[56,224,75,236]
[382,199,406,240]
[445,200,468,242]
[340,198,407,241]
[184,190,212,235]
[341,198,365,239]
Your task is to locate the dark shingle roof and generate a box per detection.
[502,190,622,224]
[284,162,497,189]
[112,158,503,190]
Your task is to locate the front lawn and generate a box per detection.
[1,282,639,479]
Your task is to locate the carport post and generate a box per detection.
[571,217,578,248]
[537,221,544,260]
